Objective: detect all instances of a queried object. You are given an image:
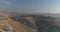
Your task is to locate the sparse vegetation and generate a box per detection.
[10,15,60,32]
[31,15,60,32]
[10,16,36,29]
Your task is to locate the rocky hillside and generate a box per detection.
[10,15,60,32]
[0,13,37,32]
[0,13,60,32]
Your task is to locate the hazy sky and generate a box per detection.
[0,0,60,13]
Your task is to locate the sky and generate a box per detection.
[0,0,60,13]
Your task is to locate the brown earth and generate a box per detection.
[0,13,37,32]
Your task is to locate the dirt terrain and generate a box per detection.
[1,13,60,32]
[0,13,37,32]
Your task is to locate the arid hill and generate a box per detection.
[10,14,60,32]
[0,13,37,32]
[0,13,60,32]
